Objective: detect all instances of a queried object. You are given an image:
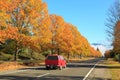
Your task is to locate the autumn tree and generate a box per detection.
[59,23,74,59]
[69,25,83,58]
[0,0,51,61]
[106,0,120,56]
[0,0,101,61]
[49,15,75,59]
[113,21,120,54]
[49,14,65,54]
[104,50,112,58]
[90,47,102,57]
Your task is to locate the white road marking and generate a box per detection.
[36,73,50,78]
[82,61,99,80]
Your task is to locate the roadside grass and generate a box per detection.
[104,58,120,80]
[0,60,44,72]
[0,62,27,72]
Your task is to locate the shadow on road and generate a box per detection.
[18,58,100,70]
[87,77,112,80]
[95,65,120,69]
[68,63,120,69]
[0,75,36,80]
[67,58,100,68]
[0,75,112,80]
[68,58,120,69]
[17,58,120,71]
[69,58,101,63]
[19,67,46,70]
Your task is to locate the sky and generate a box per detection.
[43,0,114,45]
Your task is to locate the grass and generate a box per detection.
[104,58,120,80]
[0,62,28,72]
[0,60,45,72]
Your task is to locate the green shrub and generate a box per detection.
[42,50,51,57]
[18,52,31,60]
[18,51,45,60]
[114,54,119,61]
[0,52,13,61]
[21,60,42,66]
[32,52,45,60]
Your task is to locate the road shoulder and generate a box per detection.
[88,59,112,80]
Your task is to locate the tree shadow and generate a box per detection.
[16,58,120,71]
[67,58,120,69]
[0,75,112,80]
[69,58,101,63]
[67,58,100,68]
[18,67,46,70]
[0,75,37,80]
[16,58,102,71]
[95,65,120,69]
[68,62,120,69]
[87,77,112,80]
[18,66,61,71]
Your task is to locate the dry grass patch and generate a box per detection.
[104,58,120,80]
[0,62,28,72]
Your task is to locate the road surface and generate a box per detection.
[0,58,102,80]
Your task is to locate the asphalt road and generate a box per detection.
[0,58,102,80]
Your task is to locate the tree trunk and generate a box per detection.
[79,53,82,59]
[67,53,70,61]
[51,38,54,54]
[58,48,60,55]
[14,46,19,61]
[30,50,33,60]
[14,41,20,61]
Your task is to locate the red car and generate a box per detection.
[45,54,66,70]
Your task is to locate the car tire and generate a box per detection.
[46,66,50,70]
[59,66,62,70]
[64,65,66,68]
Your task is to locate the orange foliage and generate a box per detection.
[59,23,74,53]
[104,50,111,58]
[90,47,102,57]
[0,0,102,59]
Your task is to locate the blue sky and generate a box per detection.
[43,0,114,45]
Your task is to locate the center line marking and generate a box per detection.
[36,73,50,78]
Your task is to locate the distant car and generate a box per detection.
[45,54,66,70]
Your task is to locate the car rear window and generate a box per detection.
[47,56,58,60]
[59,56,64,60]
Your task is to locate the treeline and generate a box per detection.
[0,0,102,61]
[104,21,120,61]
[105,0,120,62]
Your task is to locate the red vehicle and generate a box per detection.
[45,54,66,70]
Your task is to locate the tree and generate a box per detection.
[70,25,83,58]
[106,0,120,43]
[90,47,102,57]
[97,47,100,51]
[59,23,74,59]
[113,21,120,54]
[49,14,65,54]
[106,0,120,55]
[0,0,51,61]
